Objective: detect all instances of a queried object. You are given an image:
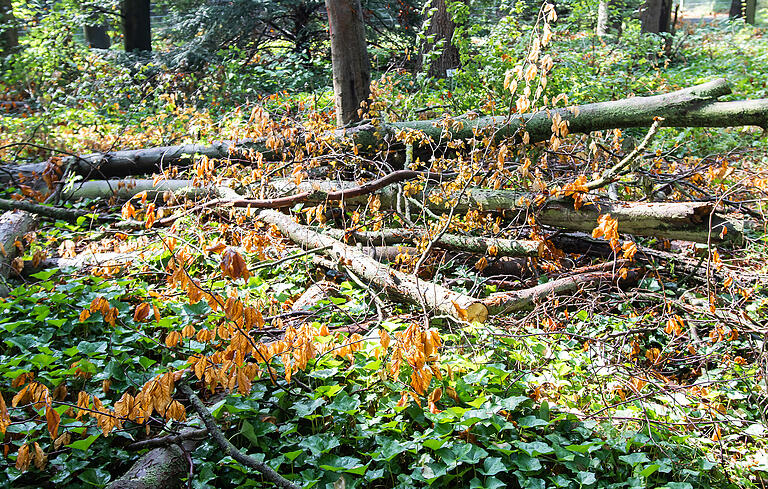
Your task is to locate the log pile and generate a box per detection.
[0,78,763,310]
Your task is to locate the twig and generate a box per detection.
[178,383,300,489]
[584,118,664,191]
[126,428,209,451]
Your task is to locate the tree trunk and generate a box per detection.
[730,0,756,24]
[6,80,767,181]
[259,209,489,322]
[420,0,461,78]
[0,211,37,296]
[106,442,196,489]
[0,0,19,57]
[596,0,609,37]
[640,0,672,33]
[273,179,743,243]
[84,24,111,49]
[325,0,371,126]
[122,0,151,53]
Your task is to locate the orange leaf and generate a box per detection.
[206,242,227,254]
[133,303,151,322]
[46,404,60,439]
[16,443,30,472]
[220,248,250,281]
[0,392,9,435]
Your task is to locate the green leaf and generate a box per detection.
[423,438,447,450]
[640,464,660,477]
[300,434,340,457]
[576,471,596,486]
[515,441,553,457]
[138,356,156,369]
[294,398,325,417]
[511,453,541,472]
[619,453,650,466]
[481,457,507,476]
[78,468,111,486]
[328,392,360,413]
[377,436,410,460]
[30,269,57,280]
[517,415,549,428]
[284,450,303,462]
[68,434,100,451]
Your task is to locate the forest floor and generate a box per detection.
[1,18,768,489]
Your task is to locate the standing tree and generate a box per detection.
[640,0,672,33]
[419,0,461,78]
[0,0,19,57]
[122,0,151,52]
[729,0,756,24]
[84,24,111,49]
[325,0,371,126]
[596,0,610,36]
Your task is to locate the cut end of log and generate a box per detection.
[465,302,489,323]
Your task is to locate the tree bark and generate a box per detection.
[0,0,19,57]
[419,0,461,78]
[269,179,742,243]
[729,0,756,24]
[259,209,489,322]
[122,0,151,52]
[596,0,610,37]
[640,0,673,33]
[325,0,371,126]
[5,79,766,181]
[106,446,187,489]
[0,211,37,296]
[84,25,111,49]
[321,227,540,256]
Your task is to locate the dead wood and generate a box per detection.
[6,79,766,181]
[259,209,489,323]
[0,210,37,296]
[267,179,743,243]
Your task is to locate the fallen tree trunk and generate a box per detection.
[267,179,743,243]
[484,269,631,314]
[258,209,489,323]
[60,179,240,202]
[0,211,37,296]
[321,227,541,256]
[106,444,192,489]
[4,79,766,180]
[348,78,768,153]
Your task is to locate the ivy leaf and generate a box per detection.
[480,457,507,476]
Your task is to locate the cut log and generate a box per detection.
[6,79,767,180]
[258,209,489,323]
[320,227,540,256]
[106,445,189,489]
[0,211,37,296]
[267,179,743,243]
[483,270,628,314]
